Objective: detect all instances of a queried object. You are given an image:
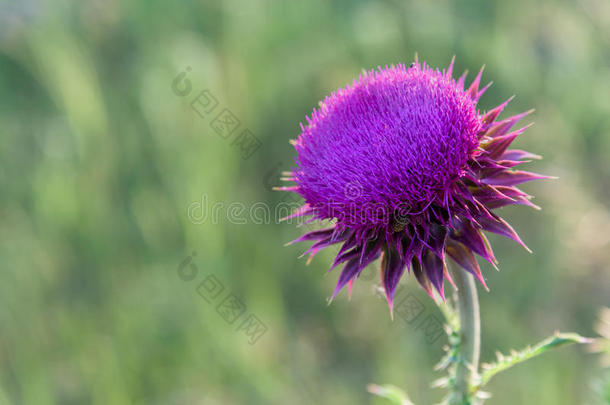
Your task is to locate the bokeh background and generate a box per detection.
[1,0,609,404]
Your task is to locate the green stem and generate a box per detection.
[450,266,480,404]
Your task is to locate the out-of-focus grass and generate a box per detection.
[0,1,608,404]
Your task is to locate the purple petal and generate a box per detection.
[412,258,434,298]
[335,231,358,256]
[476,81,492,101]
[484,111,533,139]
[298,230,350,260]
[331,258,361,300]
[329,246,362,271]
[422,250,446,300]
[478,216,531,252]
[481,170,552,187]
[360,236,384,266]
[445,239,488,290]
[400,233,419,270]
[483,124,533,159]
[474,158,523,180]
[484,195,539,210]
[457,71,468,90]
[471,185,516,205]
[480,96,514,127]
[347,280,354,300]
[446,56,455,78]
[426,224,448,259]
[280,204,313,221]
[501,149,542,161]
[450,219,497,265]
[286,227,335,245]
[381,248,407,314]
[482,186,539,209]
[467,66,485,99]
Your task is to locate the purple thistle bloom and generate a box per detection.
[278,58,549,315]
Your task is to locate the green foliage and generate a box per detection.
[474,333,592,392]
[375,326,591,404]
[367,384,415,405]
[0,1,608,404]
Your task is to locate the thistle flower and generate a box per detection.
[278,58,548,314]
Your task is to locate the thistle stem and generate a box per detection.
[450,266,480,404]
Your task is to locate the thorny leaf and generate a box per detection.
[367,383,415,405]
[474,332,592,392]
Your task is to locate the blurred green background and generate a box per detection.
[1,0,609,404]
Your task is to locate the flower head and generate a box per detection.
[279,58,548,313]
